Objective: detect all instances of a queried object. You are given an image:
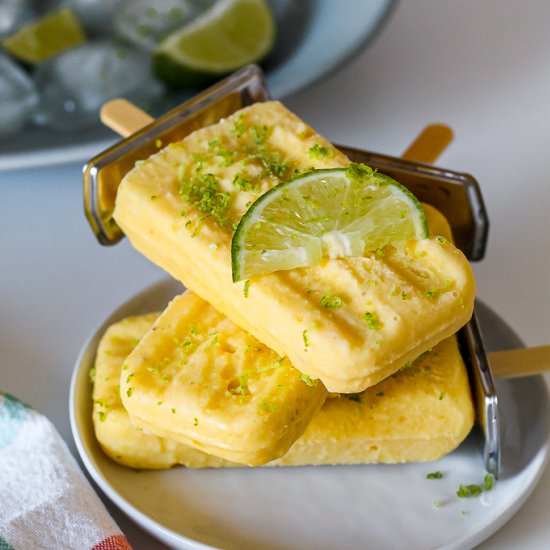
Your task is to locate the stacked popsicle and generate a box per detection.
[92,101,476,468]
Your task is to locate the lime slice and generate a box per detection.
[2,8,86,65]
[231,164,429,281]
[152,0,275,88]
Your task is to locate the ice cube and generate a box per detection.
[0,54,39,138]
[64,0,124,34]
[113,0,214,51]
[32,40,164,131]
[0,0,35,39]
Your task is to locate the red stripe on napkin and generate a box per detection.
[91,534,133,550]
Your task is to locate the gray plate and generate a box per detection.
[70,278,549,550]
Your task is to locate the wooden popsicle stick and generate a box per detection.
[100,98,154,137]
[488,345,550,379]
[401,124,454,164]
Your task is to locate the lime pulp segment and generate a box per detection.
[2,8,85,64]
[231,165,429,281]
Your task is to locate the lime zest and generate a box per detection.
[320,294,344,309]
[179,173,230,227]
[308,143,333,160]
[363,311,381,330]
[299,373,317,387]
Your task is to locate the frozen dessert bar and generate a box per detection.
[113,100,475,393]
[118,293,326,466]
[92,312,231,469]
[93,313,474,469]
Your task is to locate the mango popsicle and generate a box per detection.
[113,100,476,393]
[118,292,326,466]
[93,311,474,469]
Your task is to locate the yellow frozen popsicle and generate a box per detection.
[118,292,327,466]
[93,312,474,469]
[113,100,475,393]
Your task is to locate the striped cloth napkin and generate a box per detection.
[0,392,132,550]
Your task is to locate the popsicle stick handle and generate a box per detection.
[100,98,154,137]
[489,345,550,379]
[401,124,454,164]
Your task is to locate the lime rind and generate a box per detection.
[231,165,429,282]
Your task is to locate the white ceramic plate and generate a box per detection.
[0,0,395,171]
[70,278,550,550]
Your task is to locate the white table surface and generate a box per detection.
[1,0,549,548]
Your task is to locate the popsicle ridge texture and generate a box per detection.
[113,101,476,393]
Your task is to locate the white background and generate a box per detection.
[1,0,549,548]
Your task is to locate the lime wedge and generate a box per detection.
[231,164,429,282]
[152,0,275,87]
[2,8,86,65]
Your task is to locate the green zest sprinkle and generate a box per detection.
[126,387,133,397]
[259,400,277,413]
[427,471,443,479]
[347,393,363,403]
[320,294,344,309]
[182,340,197,354]
[155,138,162,148]
[179,173,230,227]
[300,373,317,387]
[257,356,284,373]
[251,124,268,145]
[243,279,250,298]
[233,173,259,192]
[426,290,438,299]
[346,162,376,184]
[193,417,199,426]
[439,391,446,400]
[436,236,447,244]
[250,147,290,178]
[89,367,96,382]
[457,484,483,498]
[484,473,494,491]
[363,311,381,330]
[230,372,250,396]
[171,408,176,414]
[232,115,246,137]
[208,138,236,166]
[308,143,333,160]
[302,329,310,349]
[98,411,106,422]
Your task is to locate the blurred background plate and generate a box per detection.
[0,0,395,171]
